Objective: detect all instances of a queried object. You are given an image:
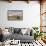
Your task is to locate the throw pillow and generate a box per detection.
[24,28,31,35]
[21,28,27,35]
[14,28,21,33]
[8,27,14,34]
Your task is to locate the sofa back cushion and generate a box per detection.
[14,28,21,33]
[8,27,14,34]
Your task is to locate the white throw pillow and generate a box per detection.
[3,29,10,36]
[21,28,27,35]
[25,28,31,35]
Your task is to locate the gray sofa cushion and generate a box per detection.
[8,33,34,43]
[14,28,21,33]
[9,33,34,40]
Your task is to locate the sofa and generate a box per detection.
[3,27,34,43]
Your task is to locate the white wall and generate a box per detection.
[0,1,40,28]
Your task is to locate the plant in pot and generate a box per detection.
[32,27,43,41]
[32,27,39,40]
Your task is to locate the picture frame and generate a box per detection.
[7,10,23,21]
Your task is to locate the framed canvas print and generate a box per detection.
[7,10,23,21]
